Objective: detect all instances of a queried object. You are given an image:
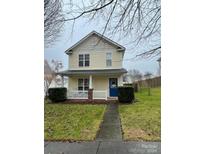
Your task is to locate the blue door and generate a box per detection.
[109,78,118,97]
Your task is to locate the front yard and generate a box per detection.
[44,104,106,141]
[119,87,161,141]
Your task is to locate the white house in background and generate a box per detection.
[58,31,127,100]
[49,76,68,88]
[122,74,133,84]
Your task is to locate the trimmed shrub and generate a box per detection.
[118,86,135,103]
[123,83,133,87]
[48,87,67,102]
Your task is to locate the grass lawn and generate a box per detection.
[44,104,106,141]
[119,87,161,141]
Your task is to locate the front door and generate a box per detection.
[109,78,118,97]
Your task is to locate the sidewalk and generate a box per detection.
[96,103,122,141]
[44,141,161,154]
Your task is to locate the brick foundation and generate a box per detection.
[64,99,118,104]
[88,88,93,101]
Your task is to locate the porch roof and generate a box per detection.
[57,68,127,76]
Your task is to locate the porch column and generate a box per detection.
[89,75,92,89]
[88,75,93,101]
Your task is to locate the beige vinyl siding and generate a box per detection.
[68,76,108,91]
[68,77,78,91]
[68,35,123,70]
[68,75,123,91]
[93,76,108,90]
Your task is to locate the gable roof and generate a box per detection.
[65,31,125,54]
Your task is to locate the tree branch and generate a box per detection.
[136,46,161,58]
[63,0,114,21]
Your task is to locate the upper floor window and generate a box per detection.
[79,54,90,67]
[106,53,112,67]
[79,55,84,67]
[85,54,89,66]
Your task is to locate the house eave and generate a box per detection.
[65,50,73,55]
[57,68,127,76]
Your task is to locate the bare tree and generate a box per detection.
[51,59,64,87]
[51,59,63,73]
[44,0,65,47]
[128,69,143,82]
[44,59,64,98]
[64,0,161,58]
[144,71,153,79]
[44,60,55,97]
[157,57,161,76]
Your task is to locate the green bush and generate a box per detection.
[123,83,133,87]
[48,87,67,102]
[118,86,135,103]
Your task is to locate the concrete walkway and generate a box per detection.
[96,103,122,141]
[44,141,161,154]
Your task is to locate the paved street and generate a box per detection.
[44,141,161,154]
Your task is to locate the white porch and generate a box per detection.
[58,69,127,100]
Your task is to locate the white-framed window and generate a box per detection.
[79,54,84,67]
[79,54,90,67]
[85,54,89,66]
[106,53,112,67]
[78,78,89,91]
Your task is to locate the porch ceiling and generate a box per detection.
[57,68,127,76]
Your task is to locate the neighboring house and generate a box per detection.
[44,60,54,96]
[49,76,68,88]
[44,60,53,80]
[58,31,127,100]
[122,74,133,84]
[44,60,67,92]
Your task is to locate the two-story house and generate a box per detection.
[58,31,127,101]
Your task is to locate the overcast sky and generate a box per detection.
[44,18,160,75]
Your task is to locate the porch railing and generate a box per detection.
[93,90,107,100]
[67,90,107,100]
[67,90,88,99]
